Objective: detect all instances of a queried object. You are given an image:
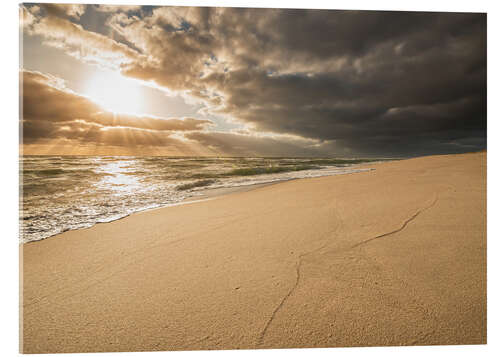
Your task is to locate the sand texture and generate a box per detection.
[21,152,487,353]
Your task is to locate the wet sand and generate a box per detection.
[21,152,486,353]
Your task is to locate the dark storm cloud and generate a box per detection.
[105,8,486,156]
[23,5,487,156]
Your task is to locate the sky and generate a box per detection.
[20,4,486,157]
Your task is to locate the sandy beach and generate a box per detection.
[20,152,486,353]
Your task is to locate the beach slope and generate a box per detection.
[21,152,486,353]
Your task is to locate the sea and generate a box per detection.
[20,156,381,243]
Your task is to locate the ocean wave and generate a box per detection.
[20,156,384,243]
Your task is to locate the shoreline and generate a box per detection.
[20,163,375,245]
[21,152,486,353]
[21,182,276,245]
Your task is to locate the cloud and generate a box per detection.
[21,70,213,148]
[21,69,346,157]
[185,131,341,157]
[94,5,142,13]
[22,7,487,156]
[21,4,142,69]
[42,4,87,20]
[106,8,487,156]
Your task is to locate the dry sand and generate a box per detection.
[21,152,487,353]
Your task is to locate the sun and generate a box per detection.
[83,70,145,115]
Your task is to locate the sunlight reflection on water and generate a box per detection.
[94,160,143,194]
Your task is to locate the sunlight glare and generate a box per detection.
[84,70,145,115]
